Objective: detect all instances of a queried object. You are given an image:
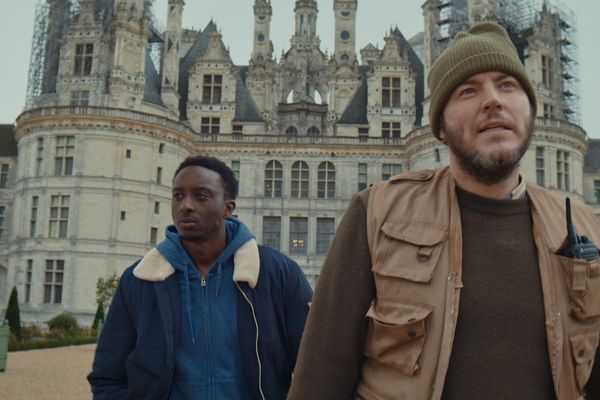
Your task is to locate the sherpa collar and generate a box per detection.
[133,238,261,289]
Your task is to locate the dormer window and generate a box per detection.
[74,43,94,76]
[382,77,401,107]
[202,74,223,104]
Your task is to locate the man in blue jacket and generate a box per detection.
[88,155,313,399]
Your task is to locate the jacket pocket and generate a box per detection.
[374,220,447,283]
[569,329,600,390]
[557,255,600,319]
[364,300,433,376]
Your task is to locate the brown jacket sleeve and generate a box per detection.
[288,191,376,400]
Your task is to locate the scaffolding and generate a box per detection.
[429,0,581,125]
[25,0,164,110]
[25,0,71,108]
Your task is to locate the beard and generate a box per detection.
[443,114,534,185]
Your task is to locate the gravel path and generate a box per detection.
[0,344,96,399]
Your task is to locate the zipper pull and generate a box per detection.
[201,275,207,287]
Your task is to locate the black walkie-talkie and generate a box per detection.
[560,197,600,261]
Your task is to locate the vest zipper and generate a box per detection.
[236,282,266,400]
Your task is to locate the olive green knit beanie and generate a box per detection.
[427,21,537,140]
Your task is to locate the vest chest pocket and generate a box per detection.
[364,300,433,376]
[557,255,600,320]
[374,220,447,283]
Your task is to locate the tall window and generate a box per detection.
[202,74,222,104]
[30,196,39,237]
[291,161,309,199]
[382,163,403,180]
[150,227,158,245]
[541,55,552,89]
[595,180,600,204]
[0,206,4,240]
[264,160,283,198]
[536,147,545,186]
[382,77,401,107]
[200,117,220,134]
[557,150,570,190]
[262,216,281,251]
[70,90,89,106]
[55,136,75,176]
[289,217,308,256]
[286,126,298,136]
[25,260,33,303]
[0,164,8,188]
[307,126,320,136]
[382,122,401,138]
[156,167,163,184]
[435,148,441,163]
[358,128,369,142]
[231,160,240,180]
[44,259,64,304]
[74,43,94,76]
[316,218,335,256]
[49,195,70,239]
[36,137,44,176]
[154,201,160,214]
[317,162,335,199]
[543,103,554,119]
[358,163,368,191]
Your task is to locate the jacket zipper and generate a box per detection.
[201,275,207,287]
[236,283,266,400]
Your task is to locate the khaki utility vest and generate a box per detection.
[357,166,600,400]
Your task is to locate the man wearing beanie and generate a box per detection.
[288,21,600,399]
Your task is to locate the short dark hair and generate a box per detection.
[173,156,239,200]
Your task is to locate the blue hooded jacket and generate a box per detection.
[89,218,313,400]
[162,219,253,399]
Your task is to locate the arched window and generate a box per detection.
[286,90,294,103]
[291,161,309,199]
[264,160,283,198]
[318,161,335,199]
[307,126,320,136]
[313,90,323,104]
[286,126,298,136]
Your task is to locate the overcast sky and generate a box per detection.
[1,0,598,138]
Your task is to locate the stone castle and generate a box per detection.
[0,0,599,323]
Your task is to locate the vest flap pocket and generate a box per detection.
[381,221,446,247]
[374,221,448,283]
[364,300,433,376]
[557,255,600,319]
[569,330,600,389]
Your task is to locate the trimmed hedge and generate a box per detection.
[8,336,97,352]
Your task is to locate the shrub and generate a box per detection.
[92,302,105,333]
[19,324,44,341]
[4,287,21,339]
[47,313,80,340]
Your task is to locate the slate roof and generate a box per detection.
[392,27,424,126]
[337,66,369,125]
[143,50,164,106]
[234,67,265,123]
[0,124,17,157]
[585,139,600,173]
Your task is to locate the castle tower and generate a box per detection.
[252,0,273,64]
[292,0,319,46]
[161,0,185,116]
[108,0,151,109]
[333,0,357,66]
